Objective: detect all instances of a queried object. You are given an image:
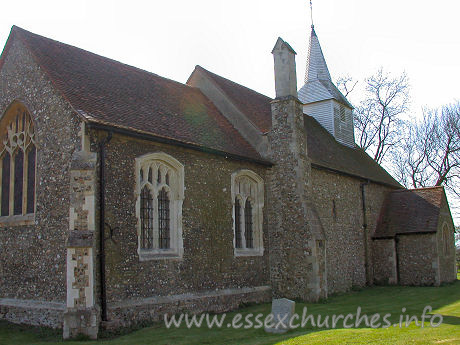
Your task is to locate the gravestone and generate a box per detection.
[264,298,295,334]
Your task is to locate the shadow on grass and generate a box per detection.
[0,320,61,344]
[258,280,460,345]
[0,280,459,345]
[440,315,460,326]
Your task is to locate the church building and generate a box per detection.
[0,25,456,339]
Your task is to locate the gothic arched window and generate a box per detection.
[244,199,253,249]
[13,150,24,215]
[140,185,154,250]
[1,153,10,217]
[135,152,184,260]
[231,170,264,256]
[158,187,170,249]
[234,198,242,248]
[26,145,36,214]
[0,102,36,222]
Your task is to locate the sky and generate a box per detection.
[1,0,459,222]
[2,0,459,113]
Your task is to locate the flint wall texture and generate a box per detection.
[1,33,454,334]
[436,197,457,283]
[397,233,438,286]
[372,239,397,285]
[0,299,65,328]
[108,287,271,327]
[0,38,81,326]
[311,168,392,293]
[94,132,270,323]
[266,97,326,301]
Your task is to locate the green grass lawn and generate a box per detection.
[1,279,459,345]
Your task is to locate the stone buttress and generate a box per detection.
[63,124,99,339]
[267,38,327,301]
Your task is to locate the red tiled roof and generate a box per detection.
[373,186,445,239]
[6,26,264,162]
[191,66,273,133]
[304,115,402,188]
[188,67,401,187]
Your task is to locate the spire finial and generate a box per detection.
[309,0,314,28]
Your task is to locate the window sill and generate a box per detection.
[234,248,264,257]
[138,249,183,261]
[0,214,35,226]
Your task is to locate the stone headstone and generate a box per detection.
[264,298,295,334]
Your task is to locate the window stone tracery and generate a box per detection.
[135,152,184,260]
[0,102,36,223]
[231,170,264,256]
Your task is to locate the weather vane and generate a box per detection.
[309,0,314,28]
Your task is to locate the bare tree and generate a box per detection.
[336,75,358,98]
[354,69,410,164]
[337,70,459,223]
[393,103,460,196]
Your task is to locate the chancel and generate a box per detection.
[0,16,456,339]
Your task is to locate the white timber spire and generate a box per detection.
[299,24,356,148]
[304,26,332,83]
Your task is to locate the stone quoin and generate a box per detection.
[0,24,456,339]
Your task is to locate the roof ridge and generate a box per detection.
[304,114,402,188]
[408,185,444,191]
[0,26,15,72]
[188,85,264,153]
[194,65,272,100]
[191,65,270,134]
[190,65,273,133]
[11,25,88,123]
[7,26,265,162]
[392,186,444,193]
[12,25,197,92]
